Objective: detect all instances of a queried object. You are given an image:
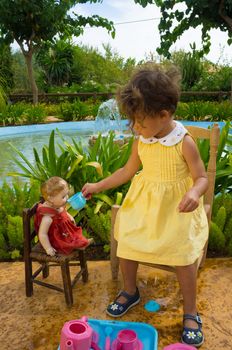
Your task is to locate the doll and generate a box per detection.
[34,176,92,256]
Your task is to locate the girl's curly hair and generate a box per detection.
[117,64,181,125]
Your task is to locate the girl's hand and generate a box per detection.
[82,182,101,198]
[178,188,200,213]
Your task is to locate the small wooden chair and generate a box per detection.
[23,202,89,306]
[110,124,220,279]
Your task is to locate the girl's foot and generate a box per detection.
[181,313,204,348]
[106,287,140,317]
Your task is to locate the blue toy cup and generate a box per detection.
[67,192,86,210]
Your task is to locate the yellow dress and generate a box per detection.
[115,122,208,266]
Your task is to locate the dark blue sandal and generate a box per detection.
[181,313,204,348]
[106,287,140,317]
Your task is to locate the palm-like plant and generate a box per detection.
[58,131,133,212]
[36,40,74,86]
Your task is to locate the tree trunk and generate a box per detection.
[24,51,38,104]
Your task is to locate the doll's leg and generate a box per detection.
[176,261,198,328]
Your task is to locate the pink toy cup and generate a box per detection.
[60,319,93,350]
[115,329,139,350]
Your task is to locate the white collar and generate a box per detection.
[139,121,188,146]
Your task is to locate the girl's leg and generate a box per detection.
[116,257,138,303]
[176,261,199,328]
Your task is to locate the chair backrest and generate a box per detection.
[185,123,220,219]
[23,202,39,256]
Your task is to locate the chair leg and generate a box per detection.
[42,263,49,278]
[61,261,73,306]
[111,205,120,280]
[24,256,33,297]
[79,250,88,283]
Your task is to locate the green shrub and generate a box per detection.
[21,104,46,124]
[0,180,40,259]
[193,65,232,92]
[209,222,226,251]
[0,102,47,125]
[59,98,101,121]
[7,215,23,257]
[209,194,232,255]
[175,101,232,121]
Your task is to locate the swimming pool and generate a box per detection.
[0,120,225,184]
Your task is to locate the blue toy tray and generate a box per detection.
[58,318,158,350]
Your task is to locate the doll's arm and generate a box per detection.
[38,215,57,256]
[66,211,75,223]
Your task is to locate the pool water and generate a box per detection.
[0,120,125,184]
[0,120,225,184]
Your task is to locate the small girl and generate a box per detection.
[35,176,92,256]
[82,65,208,347]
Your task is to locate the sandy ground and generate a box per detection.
[0,258,232,350]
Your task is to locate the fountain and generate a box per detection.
[91,98,131,145]
[95,98,122,134]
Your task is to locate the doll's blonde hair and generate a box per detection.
[41,177,68,200]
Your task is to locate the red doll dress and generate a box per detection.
[34,203,89,255]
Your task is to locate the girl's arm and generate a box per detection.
[178,135,208,213]
[38,215,57,256]
[82,139,141,197]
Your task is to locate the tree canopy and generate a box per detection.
[0,0,115,102]
[135,0,232,57]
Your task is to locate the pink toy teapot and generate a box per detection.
[60,316,100,350]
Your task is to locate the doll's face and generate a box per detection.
[48,187,69,208]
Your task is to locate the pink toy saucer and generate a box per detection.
[163,343,196,350]
[111,339,143,350]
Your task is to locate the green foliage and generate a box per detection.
[0,74,7,111]
[175,101,232,121]
[209,222,226,252]
[0,180,40,259]
[70,44,136,89]
[7,215,23,252]
[196,122,232,195]
[0,102,46,126]
[214,206,226,231]
[170,45,204,90]
[59,98,100,121]
[11,51,30,93]
[84,206,111,244]
[36,39,74,87]
[58,131,133,193]
[0,43,14,91]
[134,0,232,57]
[209,193,232,255]
[192,64,232,92]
